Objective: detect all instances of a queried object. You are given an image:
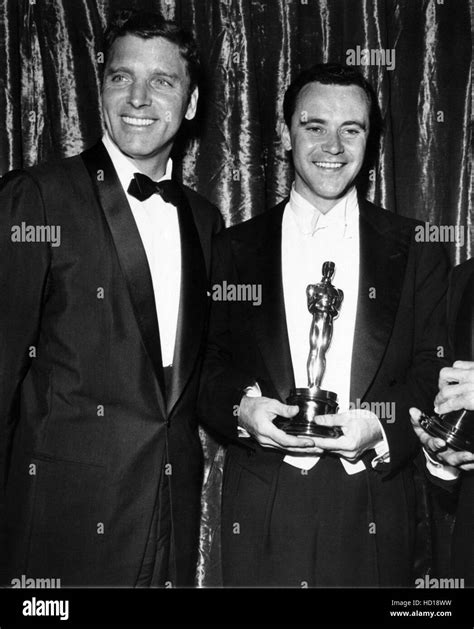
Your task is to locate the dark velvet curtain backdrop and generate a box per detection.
[0,0,471,585]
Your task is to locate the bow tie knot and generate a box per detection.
[127,172,181,206]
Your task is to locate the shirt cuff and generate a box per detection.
[423,448,460,480]
[371,417,390,469]
[237,382,262,438]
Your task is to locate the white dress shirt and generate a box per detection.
[102,133,181,367]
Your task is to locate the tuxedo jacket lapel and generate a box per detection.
[350,199,411,402]
[81,141,167,415]
[234,202,295,402]
[166,183,207,417]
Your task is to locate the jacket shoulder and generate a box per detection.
[362,200,452,268]
[1,153,86,190]
[449,257,474,314]
[181,184,223,233]
[361,199,424,231]
[224,199,287,241]
[451,257,474,289]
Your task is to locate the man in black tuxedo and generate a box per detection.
[411,257,474,583]
[198,64,450,587]
[0,10,222,587]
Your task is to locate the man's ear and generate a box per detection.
[281,122,292,152]
[185,86,199,120]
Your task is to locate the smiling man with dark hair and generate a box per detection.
[0,10,222,587]
[198,63,450,587]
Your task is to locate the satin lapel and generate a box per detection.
[81,141,167,415]
[166,183,207,417]
[350,200,410,402]
[233,203,295,402]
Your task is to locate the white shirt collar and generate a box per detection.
[102,132,173,194]
[288,184,359,238]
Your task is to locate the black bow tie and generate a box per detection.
[127,172,181,206]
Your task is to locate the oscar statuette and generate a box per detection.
[275,261,344,438]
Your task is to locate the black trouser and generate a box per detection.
[222,452,387,587]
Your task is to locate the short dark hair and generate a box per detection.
[104,10,201,92]
[283,63,376,129]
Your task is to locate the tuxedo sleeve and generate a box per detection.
[379,239,451,477]
[0,170,51,506]
[198,230,257,445]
